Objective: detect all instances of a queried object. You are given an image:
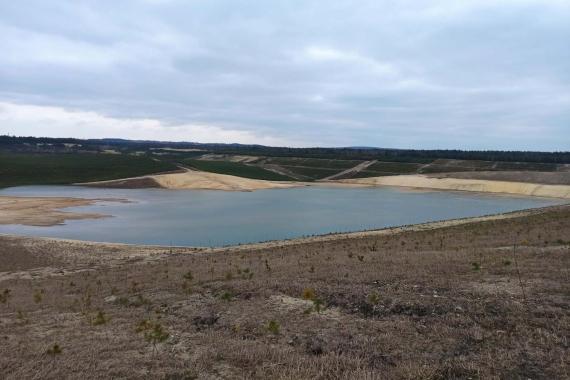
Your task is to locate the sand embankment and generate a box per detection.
[425,171,570,185]
[0,196,112,226]
[339,174,570,199]
[83,169,303,191]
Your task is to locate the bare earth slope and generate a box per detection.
[0,205,568,379]
[83,167,570,198]
[82,169,302,191]
[426,170,570,185]
[340,174,570,198]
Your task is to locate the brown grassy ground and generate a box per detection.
[0,206,569,379]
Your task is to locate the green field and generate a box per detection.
[275,166,341,180]
[263,157,363,169]
[0,152,177,188]
[257,157,363,180]
[184,159,294,181]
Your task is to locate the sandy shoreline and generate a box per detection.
[80,169,570,199]
[0,204,558,253]
[338,174,570,199]
[0,196,129,227]
[1,197,568,379]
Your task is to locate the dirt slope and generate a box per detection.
[340,174,570,198]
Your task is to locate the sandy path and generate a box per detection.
[0,196,117,226]
[322,160,377,180]
[339,174,570,199]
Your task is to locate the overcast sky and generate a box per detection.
[1,0,569,150]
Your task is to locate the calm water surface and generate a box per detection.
[0,185,562,247]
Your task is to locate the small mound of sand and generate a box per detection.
[152,170,301,191]
[82,169,302,191]
[340,174,570,199]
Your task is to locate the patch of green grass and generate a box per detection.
[367,162,421,173]
[265,157,363,169]
[278,166,340,180]
[0,152,177,188]
[348,171,400,178]
[184,159,293,181]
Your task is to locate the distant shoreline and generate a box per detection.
[0,203,565,253]
[76,169,570,199]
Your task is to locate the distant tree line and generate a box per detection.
[1,135,569,164]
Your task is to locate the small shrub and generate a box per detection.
[183,271,193,281]
[46,343,62,357]
[313,298,325,314]
[0,289,11,304]
[219,291,233,301]
[502,260,512,266]
[16,310,28,325]
[132,294,151,308]
[181,281,192,295]
[471,262,481,271]
[367,291,380,316]
[33,289,44,304]
[136,319,169,353]
[302,288,316,300]
[92,310,110,326]
[115,297,130,307]
[239,268,254,280]
[367,291,380,306]
[130,281,140,293]
[266,320,280,334]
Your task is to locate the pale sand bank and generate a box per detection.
[152,170,302,191]
[0,196,120,226]
[83,168,570,198]
[83,169,304,191]
[338,174,570,199]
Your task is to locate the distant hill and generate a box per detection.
[1,135,569,164]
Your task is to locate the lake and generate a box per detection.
[0,185,563,247]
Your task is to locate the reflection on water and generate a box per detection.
[0,185,562,247]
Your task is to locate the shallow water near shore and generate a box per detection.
[0,185,563,247]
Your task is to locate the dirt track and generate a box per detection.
[322,160,377,180]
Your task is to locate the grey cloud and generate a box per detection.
[0,0,568,149]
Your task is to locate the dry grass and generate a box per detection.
[0,206,569,379]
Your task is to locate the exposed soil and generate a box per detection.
[427,170,570,185]
[83,169,303,191]
[341,174,570,199]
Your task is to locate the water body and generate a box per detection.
[0,185,563,247]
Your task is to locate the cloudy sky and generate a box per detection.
[0,0,569,150]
